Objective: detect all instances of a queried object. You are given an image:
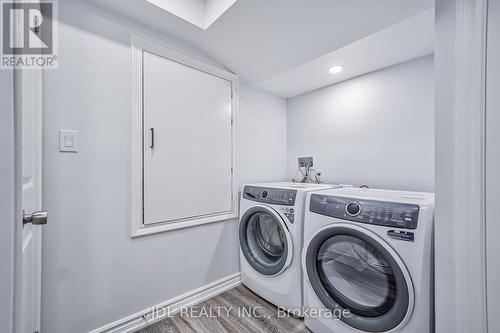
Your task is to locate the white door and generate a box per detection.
[12,0,45,330]
[15,68,44,333]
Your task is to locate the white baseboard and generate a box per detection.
[89,273,241,333]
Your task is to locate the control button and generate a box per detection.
[346,201,361,216]
[261,190,269,199]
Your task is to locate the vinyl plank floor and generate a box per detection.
[136,285,311,333]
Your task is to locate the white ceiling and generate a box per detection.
[257,9,435,98]
[88,0,435,97]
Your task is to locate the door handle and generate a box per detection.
[150,128,154,149]
[23,210,48,226]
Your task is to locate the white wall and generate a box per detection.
[41,1,287,333]
[0,70,14,333]
[239,83,288,185]
[287,55,434,192]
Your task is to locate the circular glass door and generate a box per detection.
[317,235,396,316]
[305,226,412,332]
[239,206,292,276]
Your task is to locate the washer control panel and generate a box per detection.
[310,194,420,229]
[243,186,297,206]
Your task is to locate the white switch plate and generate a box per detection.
[59,129,78,152]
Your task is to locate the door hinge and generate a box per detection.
[230,118,233,125]
[231,167,233,174]
[231,91,233,99]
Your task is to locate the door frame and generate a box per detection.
[435,0,489,332]
[0,69,16,333]
[486,1,500,331]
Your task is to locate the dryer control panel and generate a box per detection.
[243,186,297,206]
[310,194,420,229]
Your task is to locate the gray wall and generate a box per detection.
[240,82,288,185]
[41,1,287,333]
[0,70,14,333]
[287,55,434,192]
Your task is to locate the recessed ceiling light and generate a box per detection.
[328,65,343,74]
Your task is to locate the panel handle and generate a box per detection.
[150,128,154,149]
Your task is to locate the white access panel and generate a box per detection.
[142,51,233,225]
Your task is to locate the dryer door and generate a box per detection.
[304,224,414,332]
[239,205,293,276]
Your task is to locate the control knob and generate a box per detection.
[346,201,361,216]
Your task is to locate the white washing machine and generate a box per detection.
[239,182,342,313]
[302,188,435,333]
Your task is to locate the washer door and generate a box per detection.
[239,205,293,276]
[305,224,414,332]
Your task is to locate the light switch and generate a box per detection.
[59,129,78,152]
